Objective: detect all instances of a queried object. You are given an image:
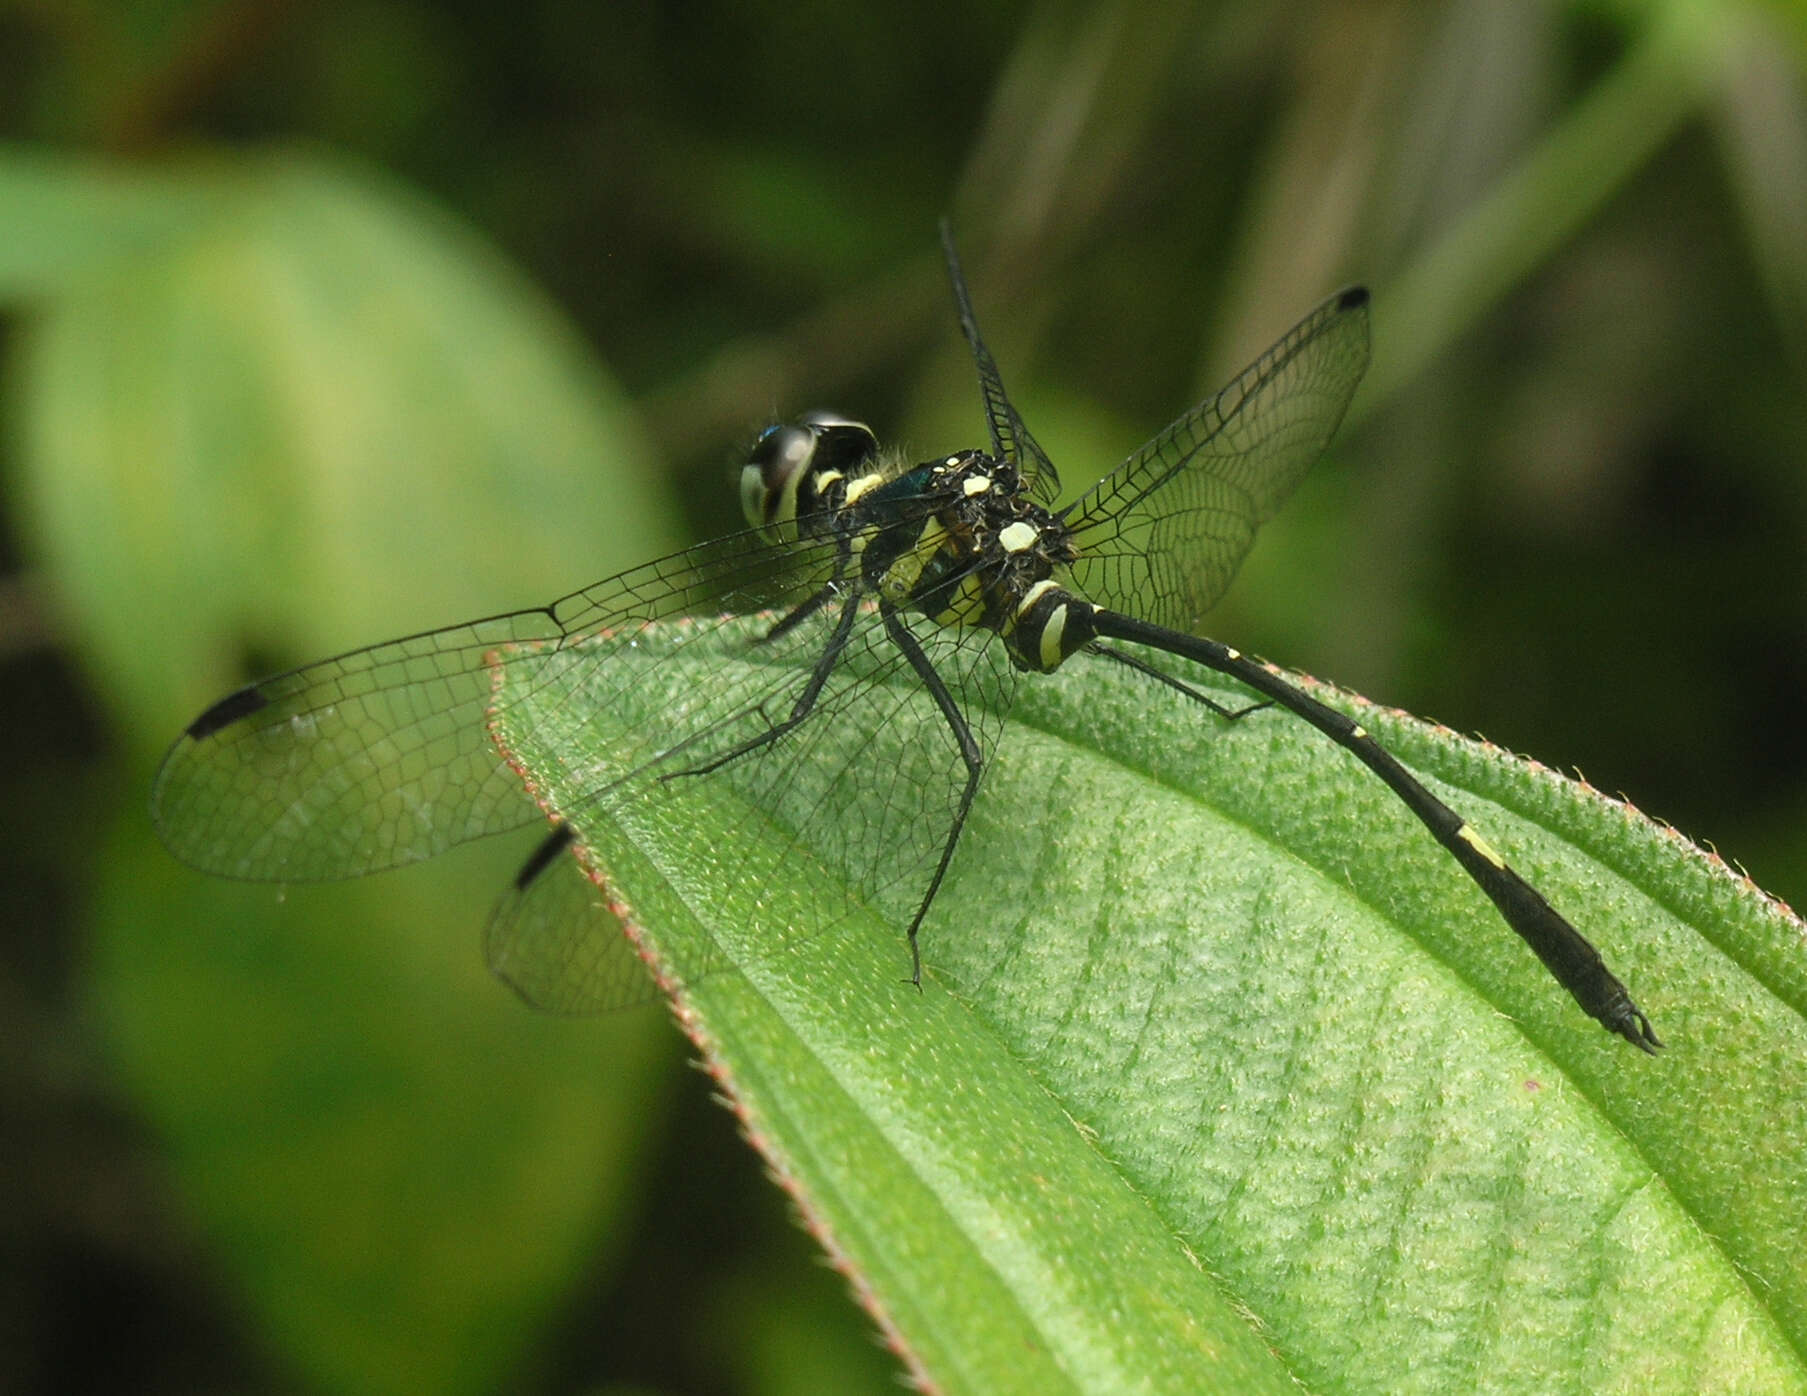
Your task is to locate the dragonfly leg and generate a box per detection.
[880,602,985,989]
[1092,642,1271,719]
[662,587,863,781]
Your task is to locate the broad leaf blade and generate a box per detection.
[6,145,689,1396]
[494,623,1300,1394]
[11,145,682,739]
[495,616,1807,1394]
[0,143,219,300]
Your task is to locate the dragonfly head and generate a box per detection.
[741,412,878,540]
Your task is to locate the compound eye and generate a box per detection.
[802,415,878,475]
[740,423,816,531]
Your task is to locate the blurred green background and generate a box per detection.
[2,1,1803,1393]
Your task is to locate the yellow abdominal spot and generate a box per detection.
[1456,824,1507,870]
[1038,603,1068,669]
[1014,578,1057,618]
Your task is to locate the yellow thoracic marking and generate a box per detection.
[999,521,1038,553]
[1456,824,1508,870]
[879,517,944,600]
[963,475,992,496]
[842,472,886,505]
[1351,724,1367,740]
[1015,578,1057,619]
[812,468,844,493]
[1039,603,1068,670]
[939,572,987,626]
[1224,646,1241,660]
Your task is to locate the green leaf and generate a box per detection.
[494,614,1807,1395]
[5,145,691,1396]
[8,144,684,740]
[91,808,673,1396]
[0,142,222,301]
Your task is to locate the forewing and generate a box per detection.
[1062,287,1370,632]
[151,523,844,884]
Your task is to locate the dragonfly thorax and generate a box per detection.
[873,451,1088,663]
[744,414,1096,674]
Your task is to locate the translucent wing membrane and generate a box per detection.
[157,611,556,881]
[481,825,642,1014]
[1062,287,1370,633]
[152,524,832,882]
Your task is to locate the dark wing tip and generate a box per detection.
[513,822,576,891]
[1336,285,1370,311]
[184,684,271,739]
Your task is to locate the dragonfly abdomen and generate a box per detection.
[1001,579,1100,673]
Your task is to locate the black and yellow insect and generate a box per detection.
[153,226,1658,1052]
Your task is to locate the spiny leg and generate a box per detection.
[760,581,839,645]
[662,587,864,782]
[1092,642,1271,719]
[880,601,985,989]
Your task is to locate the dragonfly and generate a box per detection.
[152,225,1659,1052]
